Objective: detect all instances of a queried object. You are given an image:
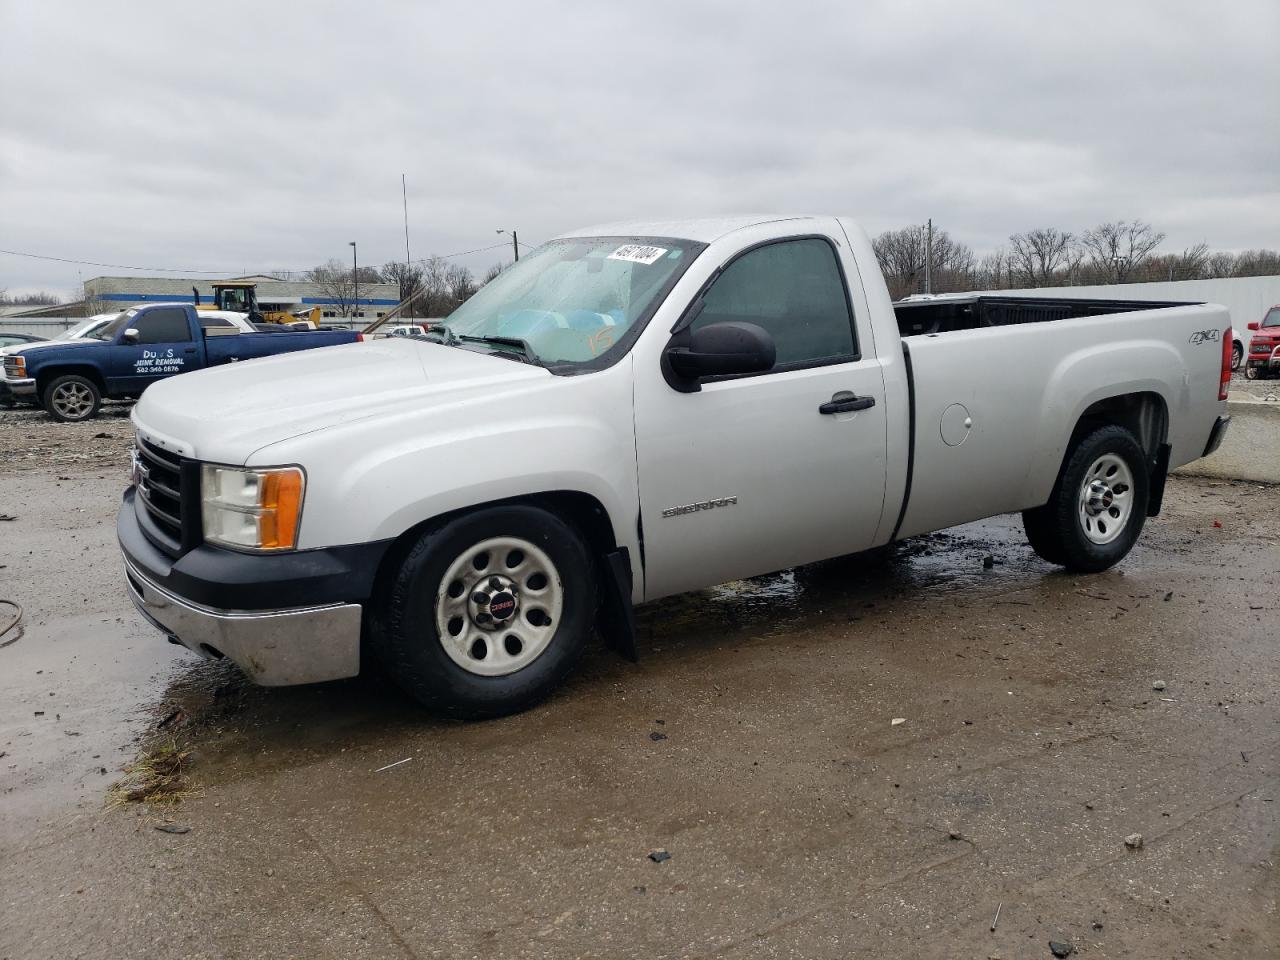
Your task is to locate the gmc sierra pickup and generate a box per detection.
[1,303,361,421]
[117,216,1233,718]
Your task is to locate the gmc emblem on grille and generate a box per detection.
[662,496,738,518]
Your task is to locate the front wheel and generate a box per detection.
[1022,424,1150,573]
[371,505,597,719]
[43,374,102,422]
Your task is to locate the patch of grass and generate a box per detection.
[106,737,201,808]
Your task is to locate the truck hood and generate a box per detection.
[3,339,107,358]
[133,339,552,463]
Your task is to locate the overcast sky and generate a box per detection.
[1,0,1276,296]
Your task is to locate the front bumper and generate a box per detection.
[118,486,391,686]
[124,557,362,685]
[1,376,36,397]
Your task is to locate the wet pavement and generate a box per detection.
[0,408,1277,959]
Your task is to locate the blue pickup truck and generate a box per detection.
[1,304,363,422]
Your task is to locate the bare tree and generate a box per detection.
[306,260,383,318]
[1231,249,1280,277]
[446,264,476,305]
[481,263,505,285]
[1008,228,1074,286]
[1205,251,1237,279]
[306,259,358,317]
[381,261,426,316]
[1079,220,1166,283]
[872,224,975,299]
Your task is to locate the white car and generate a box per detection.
[118,215,1233,718]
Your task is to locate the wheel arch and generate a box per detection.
[1070,390,1169,462]
[1042,390,1171,517]
[365,489,636,660]
[36,364,107,397]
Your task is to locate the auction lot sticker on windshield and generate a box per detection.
[608,244,668,265]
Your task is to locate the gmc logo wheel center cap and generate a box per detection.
[488,593,516,621]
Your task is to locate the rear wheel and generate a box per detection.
[1231,342,1243,371]
[1021,424,1149,572]
[371,505,596,719]
[43,375,101,423]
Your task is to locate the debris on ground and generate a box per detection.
[948,830,964,841]
[648,849,671,863]
[106,738,197,807]
[649,731,667,741]
[989,901,1002,931]
[0,514,17,521]
[1124,833,1144,849]
[982,554,995,569]
[1049,941,1075,958]
[154,823,191,834]
[373,757,413,772]
[1152,680,1167,691]
[891,717,906,726]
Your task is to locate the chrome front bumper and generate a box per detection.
[123,557,362,686]
[1,376,36,396]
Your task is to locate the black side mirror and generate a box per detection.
[663,321,776,392]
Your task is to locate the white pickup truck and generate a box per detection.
[118,216,1233,718]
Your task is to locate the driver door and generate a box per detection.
[109,307,198,393]
[633,236,889,600]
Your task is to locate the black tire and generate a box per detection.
[1231,342,1243,371]
[370,505,597,719]
[42,374,102,423]
[1021,424,1149,573]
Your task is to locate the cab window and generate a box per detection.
[692,238,857,368]
[133,308,192,344]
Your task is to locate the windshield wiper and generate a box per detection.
[457,334,541,365]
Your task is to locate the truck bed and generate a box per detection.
[894,295,1196,337]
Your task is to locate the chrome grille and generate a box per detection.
[135,437,186,552]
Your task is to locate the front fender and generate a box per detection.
[253,364,641,578]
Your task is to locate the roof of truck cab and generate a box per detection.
[557,215,821,244]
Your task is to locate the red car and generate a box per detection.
[1244,305,1280,380]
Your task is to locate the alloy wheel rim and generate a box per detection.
[52,383,92,419]
[1078,453,1134,545]
[435,536,564,676]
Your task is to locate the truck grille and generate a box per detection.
[135,437,189,554]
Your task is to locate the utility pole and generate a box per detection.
[498,228,519,263]
[924,218,933,295]
[349,241,358,320]
[402,174,412,317]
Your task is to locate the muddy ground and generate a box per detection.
[0,407,1276,960]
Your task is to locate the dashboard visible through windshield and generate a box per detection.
[438,236,704,370]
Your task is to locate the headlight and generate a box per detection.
[200,464,304,551]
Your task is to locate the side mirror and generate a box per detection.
[122,328,140,344]
[663,321,776,391]
[1247,322,1260,331]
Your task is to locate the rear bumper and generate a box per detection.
[1203,415,1231,458]
[123,557,362,685]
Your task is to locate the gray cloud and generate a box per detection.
[1,0,1276,295]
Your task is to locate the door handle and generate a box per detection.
[819,391,876,415]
